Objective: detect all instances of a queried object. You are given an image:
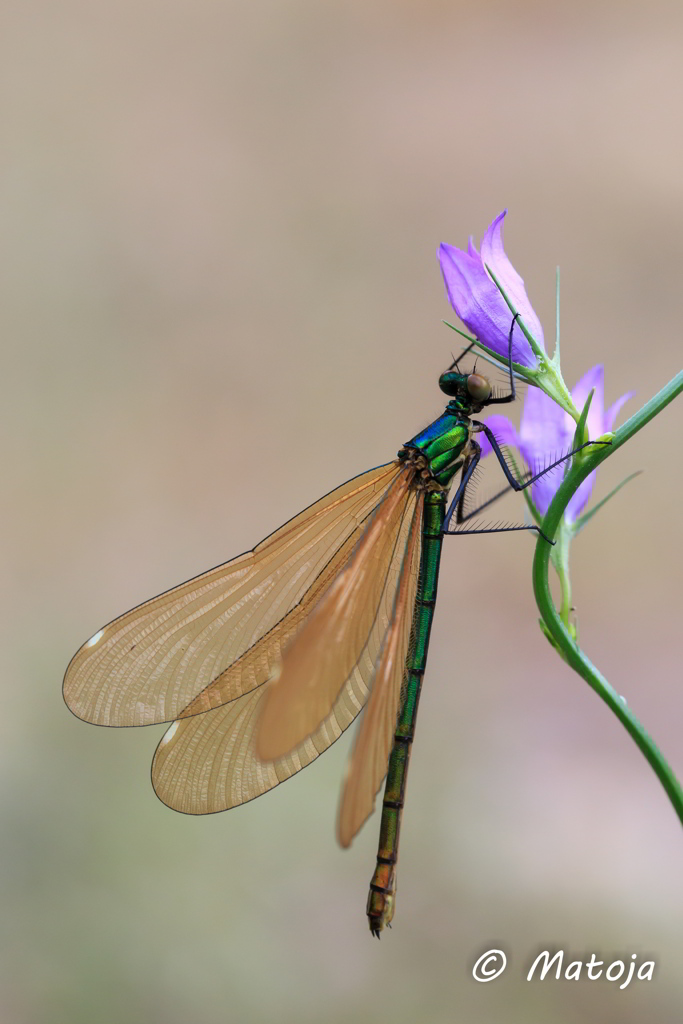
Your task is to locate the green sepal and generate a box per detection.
[457,344,529,383]
[550,266,562,371]
[482,264,580,423]
[441,320,477,345]
[441,321,532,381]
[574,387,593,446]
[572,388,594,461]
[485,264,545,363]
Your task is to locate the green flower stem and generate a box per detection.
[551,523,572,629]
[532,369,683,826]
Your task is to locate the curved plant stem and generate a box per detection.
[532,370,683,826]
[553,526,572,629]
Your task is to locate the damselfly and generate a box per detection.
[63,326,599,936]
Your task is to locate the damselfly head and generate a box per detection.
[438,368,492,405]
[438,369,468,396]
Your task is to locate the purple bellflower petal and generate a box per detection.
[479,211,545,353]
[571,365,605,448]
[561,367,634,522]
[439,210,543,368]
[476,415,521,459]
[477,366,633,525]
[565,470,598,524]
[563,380,634,523]
[518,386,573,515]
[520,384,573,459]
[605,391,636,432]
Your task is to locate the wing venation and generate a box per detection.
[255,469,416,761]
[151,479,420,813]
[63,463,400,726]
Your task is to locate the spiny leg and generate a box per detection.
[443,430,610,541]
[471,424,610,496]
[455,465,532,524]
[442,443,551,541]
[484,313,518,405]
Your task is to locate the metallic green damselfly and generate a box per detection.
[63,331,600,936]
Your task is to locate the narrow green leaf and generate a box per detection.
[442,321,532,381]
[441,320,476,344]
[573,387,594,453]
[572,471,643,536]
[552,265,561,368]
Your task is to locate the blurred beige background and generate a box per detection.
[1,2,682,1022]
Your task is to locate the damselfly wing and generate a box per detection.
[64,331,596,935]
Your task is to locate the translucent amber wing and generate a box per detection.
[336,493,423,848]
[63,463,400,726]
[178,515,367,719]
[255,469,416,762]
[151,491,420,813]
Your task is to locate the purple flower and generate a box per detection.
[479,366,634,523]
[439,210,544,368]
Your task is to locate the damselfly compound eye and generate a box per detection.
[466,373,491,403]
